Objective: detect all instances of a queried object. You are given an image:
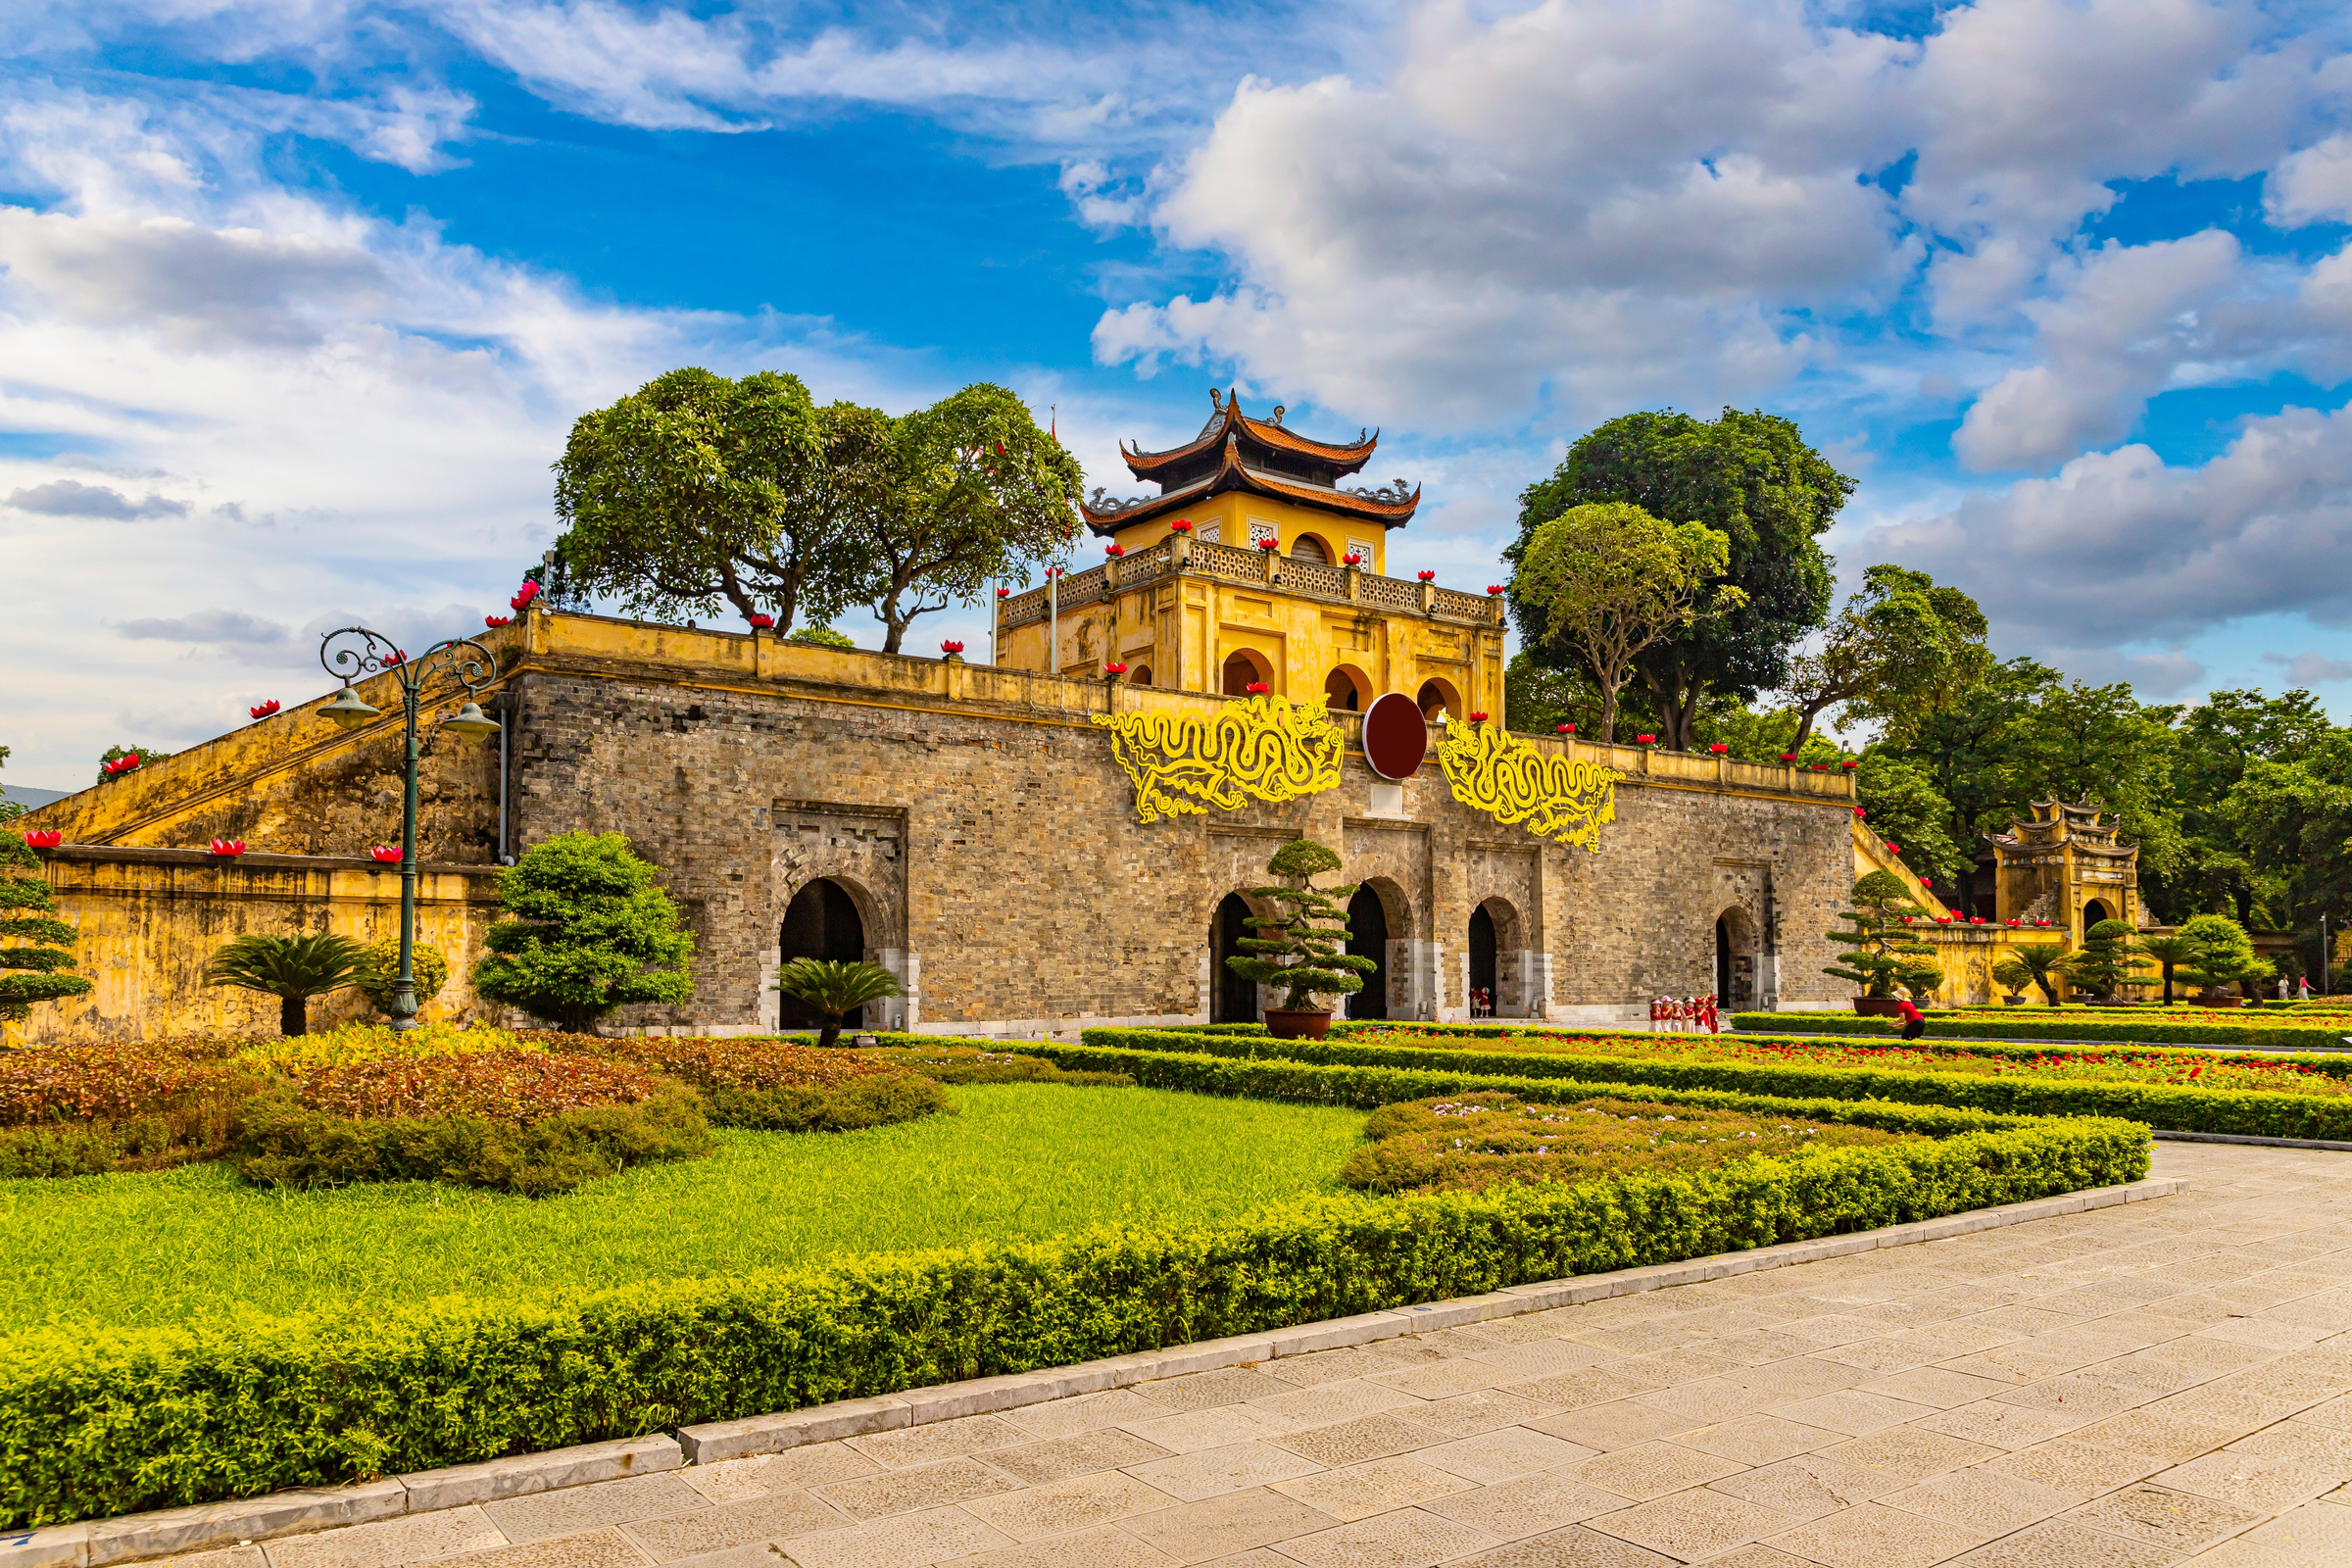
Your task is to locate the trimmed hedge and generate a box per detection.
[1731,1009,2352,1053]
[1079,1026,2352,1141]
[0,1041,2143,1528]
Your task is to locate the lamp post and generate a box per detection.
[317,626,502,1031]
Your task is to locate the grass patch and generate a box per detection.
[0,1084,1364,1333]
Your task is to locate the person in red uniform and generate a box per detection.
[1895,996,1928,1041]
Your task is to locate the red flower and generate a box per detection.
[1169,518,1193,532]
[1778,752,1796,761]
[745,612,775,630]
[1970,916,1984,924]
[1854,806,1866,816]
[483,615,510,628]
[1343,552,1363,565]
[509,580,541,612]
[1708,742,1728,753]
[247,699,281,719]
[1921,875,1933,885]
[1840,760,1858,769]
[102,755,141,776]
[1557,723,1576,734]
[386,650,406,664]
[1486,584,1504,595]
[368,845,402,863]
[996,587,1010,599]
[1245,681,1271,694]
[207,839,246,857]
[1886,843,1899,854]
[1468,710,1490,722]
[1416,569,1436,581]
[24,830,62,850]
[1105,544,1125,557]
[1635,733,1657,744]
[1256,536,1280,550]
[940,640,965,655]
[2007,919,2020,926]
[1103,662,1128,675]
[1809,763,1828,770]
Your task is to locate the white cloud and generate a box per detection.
[2267,132,2352,227]
[2265,649,2352,683]
[7,478,188,518]
[1866,403,2352,665]
[117,609,290,645]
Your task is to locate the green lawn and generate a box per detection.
[0,1085,1366,1333]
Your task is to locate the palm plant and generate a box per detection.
[773,958,901,1049]
[1994,941,2070,1006]
[2132,933,2196,1005]
[205,932,366,1035]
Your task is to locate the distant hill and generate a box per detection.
[0,783,71,809]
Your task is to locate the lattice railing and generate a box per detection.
[1279,558,1348,599]
[1358,573,1419,612]
[998,535,1494,628]
[1433,586,1498,622]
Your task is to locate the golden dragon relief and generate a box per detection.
[1093,695,1343,824]
[1437,714,1621,852]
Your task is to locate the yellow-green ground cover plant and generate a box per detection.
[1091,1022,2352,1139]
[0,1033,2142,1531]
[1729,1008,2349,1052]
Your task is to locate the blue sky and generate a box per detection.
[3,0,2352,787]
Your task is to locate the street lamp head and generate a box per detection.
[443,701,502,741]
[318,685,380,731]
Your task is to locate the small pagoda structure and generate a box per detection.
[1987,800,2141,940]
[998,389,1504,719]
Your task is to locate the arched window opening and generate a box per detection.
[1222,650,1269,696]
[1129,664,1153,688]
[1291,534,1330,564]
[1324,669,1360,710]
[1211,893,1259,1024]
[779,878,866,1030]
[1346,885,1390,1020]
[1416,679,1459,720]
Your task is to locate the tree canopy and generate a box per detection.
[1785,565,1989,756]
[1506,408,1850,750]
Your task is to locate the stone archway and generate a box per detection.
[779,877,867,1030]
[1714,906,1760,1010]
[1346,885,1391,1019]
[1416,677,1462,720]
[1467,896,1525,1017]
[1325,664,1371,711]
[1210,892,1259,1023]
[1222,649,1272,696]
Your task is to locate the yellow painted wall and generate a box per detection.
[1107,492,1391,574]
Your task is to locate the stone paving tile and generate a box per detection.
[1769,1388,1939,1437]
[982,1430,1174,1486]
[1446,1522,1680,1565]
[1874,1466,2078,1534]
[1262,1412,1446,1468]
[1133,1368,1296,1413]
[1118,1442,1325,1503]
[809,1456,1012,1522]
[1672,1414,1844,1467]
[1763,1500,1996,1568]
[484,1477,711,1544]
[618,1491,846,1562]
[1524,1400,1695,1452]
[1415,1427,1595,1485]
[1707,1453,1908,1516]
[2176,1497,2352,1566]
[1411,1390,1544,1438]
[776,1503,1012,1568]
[1939,1518,2180,1567]
[1265,1454,1474,1522]
[418,1529,652,1568]
[1567,1439,1748,1501]
[266,1507,505,1568]
[1243,1381,1423,1427]
[1112,1489,1338,1564]
[1264,1506,1498,1567]
[846,1414,1032,1471]
[1003,1390,1171,1441]
[1418,1468,1626,1540]
[1117,1404,1302,1456]
[958,1471,1179,1543]
[1908,1396,2090,1450]
[2061,1483,2271,1552]
[945,1523,1178,1568]
[1584,1488,1796,1560]
[2150,1448,2339,1511]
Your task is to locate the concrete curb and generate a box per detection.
[2153,1129,2352,1152]
[672,1173,2186,1463]
[11,1176,2185,1568]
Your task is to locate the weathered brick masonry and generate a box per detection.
[8,610,1854,1042]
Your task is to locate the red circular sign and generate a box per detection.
[1362,691,1430,781]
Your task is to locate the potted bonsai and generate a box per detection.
[2178,913,2267,1007]
[1225,837,1376,1039]
[1825,870,1941,1015]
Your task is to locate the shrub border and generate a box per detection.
[1080,1024,2352,1141]
[1729,1009,2352,1053]
[0,1040,2144,1530]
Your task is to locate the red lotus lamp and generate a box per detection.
[1245,681,1270,695]
[368,845,401,863]
[247,700,281,720]
[484,615,510,628]
[1416,569,1436,581]
[24,830,62,850]
[208,839,246,858]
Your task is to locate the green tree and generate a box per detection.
[1225,839,1377,1012]
[786,624,857,649]
[0,837,92,1025]
[2133,932,2197,1005]
[842,385,1083,655]
[1785,565,1990,755]
[2218,730,2352,938]
[773,957,902,1050]
[471,832,697,1032]
[1507,501,1743,743]
[1993,942,2070,1007]
[2161,689,2336,928]
[2177,912,2263,1001]
[353,935,449,1017]
[96,744,172,785]
[0,743,19,824]
[1824,870,1940,1000]
[2061,918,2144,1002]
[1853,754,1971,889]
[552,367,855,635]
[204,932,366,1036]
[1507,409,1850,751]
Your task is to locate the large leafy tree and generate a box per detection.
[472,832,696,1032]
[1786,565,1990,755]
[553,368,853,635]
[2159,689,2339,929]
[847,384,1083,655]
[1506,409,1850,751]
[1508,502,1743,742]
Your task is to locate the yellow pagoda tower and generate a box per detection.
[997,388,1507,719]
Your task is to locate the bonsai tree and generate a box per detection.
[774,957,901,1049]
[2178,913,2261,1001]
[205,932,366,1035]
[471,832,696,1032]
[354,935,449,1018]
[2134,932,2196,1004]
[2062,919,2144,1002]
[0,837,94,1026]
[1995,941,2071,1006]
[1225,838,1376,1015]
[1823,870,1939,1000]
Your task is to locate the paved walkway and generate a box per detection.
[165,1143,2352,1568]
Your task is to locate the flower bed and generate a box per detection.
[0,1036,2145,1531]
[1342,1091,1913,1193]
[566,1033,951,1132]
[1087,1024,2352,1140]
[295,1051,658,1122]
[1729,1009,2350,1053]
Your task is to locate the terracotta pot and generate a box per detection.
[1852,997,1907,1017]
[1263,1008,1333,1040]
